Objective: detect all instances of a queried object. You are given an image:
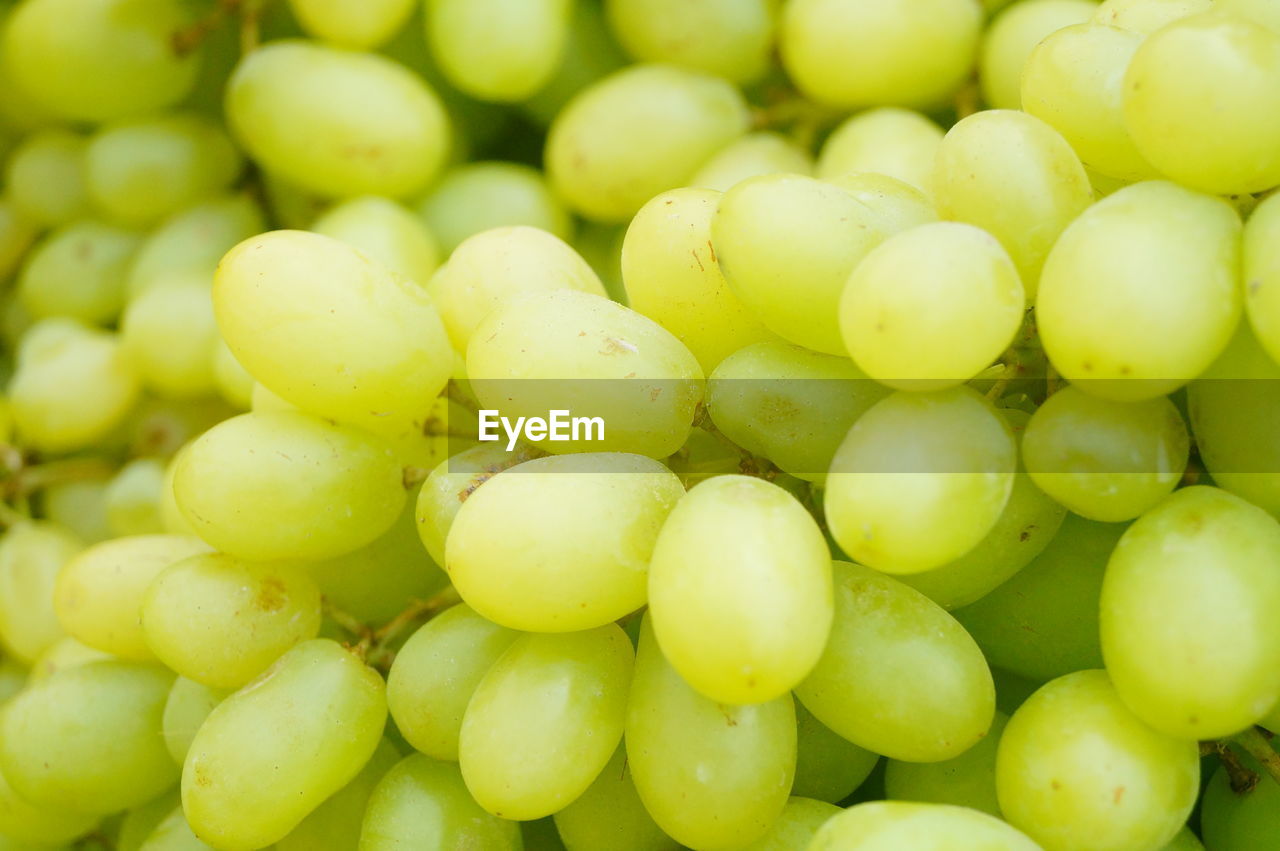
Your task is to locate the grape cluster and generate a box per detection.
[0,0,1278,849]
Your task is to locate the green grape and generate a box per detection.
[955,513,1120,681]
[3,129,91,227]
[17,220,141,325]
[0,758,97,845]
[84,113,242,229]
[448,452,683,632]
[137,805,210,851]
[1100,486,1280,738]
[816,107,944,195]
[359,753,522,850]
[142,552,322,689]
[278,738,402,851]
[1159,826,1204,851]
[183,640,386,850]
[173,411,406,562]
[0,198,37,283]
[825,387,1017,574]
[214,230,453,435]
[648,475,831,704]
[387,603,517,761]
[885,711,1009,817]
[689,131,814,192]
[54,534,208,661]
[808,801,1041,851]
[1222,0,1280,31]
[118,789,180,851]
[286,0,415,48]
[417,162,571,256]
[1123,11,1280,195]
[467,289,704,459]
[623,188,779,372]
[934,110,1092,295]
[1245,192,1280,364]
[104,458,166,536]
[41,479,112,544]
[827,173,939,234]
[781,0,982,109]
[120,279,218,400]
[979,0,1099,110]
[735,797,840,850]
[162,677,228,765]
[995,670,1200,851]
[427,225,605,351]
[626,615,795,850]
[795,561,995,762]
[0,661,176,813]
[312,195,441,288]
[460,625,633,819]
[0,0,199,122]
[210,340,252,411]
[545,64,749,222]
[426,0,571,102]
[552,744,679,851]
[29,636,111,682]
[1021,23,1156,181]
[0,522,80,664]
[1201,758,1280,851]
[227,41,450,198]
[126,194,264,298]
[1092,0,1213,32]
[605,0,776,83]
[794,702,881,803]
[841,221,1025,390]
[1037,181,1241,400]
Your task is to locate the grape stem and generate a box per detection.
[1,456,115,501]
[1211,741,1262,794]
[984,358,1022,402]
[326,587,463,671]
[692,406,779,481]
[443,380,480,414]
[1232,727,1280,788]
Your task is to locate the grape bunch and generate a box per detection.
[0,0,1279,849]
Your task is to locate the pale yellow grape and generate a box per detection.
[794,703,881,803]
[980,0,1098,109]
[841,222,1024,390]
[227,41,450,198]
[0,661,176,814]
[467,289,704,458]
[1124,11,1280,195]
[0,761,97,845]
[142,553,322,689]
[418,162,572,255]
[278,738,402,851]
[174,412,405,561]
[120,279,218,400]
[781,0,982,108]
[545,64,749,222]
[459,625,633,819]
[796,562,995,762]
[427,225,605,350]
[41,478,112,544]
[1036,181,1241,400]
[1100,486,1280,738]
[808,801,1042,851]
[689,132,814,192]
[0,199,37,282]
[1093,0,1213,32]
[623,188,778,371]
[137,805,210,851]
[1222,0,1280,31]
[312,196,440,287]
[447,452,683,631]
[126,193,264,298]
[996,670,1200,851]
[183,640,386,850]
[117,789,179,851]
[734,797,840,851]
[359,754,522,850]
[158,449,196,537]
[1245,192,1280,364]
[626,616,795,850]
[825,387,1016,574]
[4,129,90,227]
[0,522,80,664]
[54,534,208,661]
[18,220,140,324]
[287,0,415,48]
[817,108,943,194]
[1,0,199,122]
[29,636,111,683]
[885,712,1009,817]
[8,319,140,452]
[104,458,166,536]
[427,0,570,101]
[162,677,228,765]
[605,0,776,83]
[648,475,832,704]
[552,745,680,851]
[210,340,252,410]
[214,230,453,433]
[934,110,1092,295]
[827,172,939,234]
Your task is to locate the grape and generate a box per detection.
[552,745,680,851]
[120,280,218,400]
[605,0,776,84]
[841,221,1025,390]
[1160,826,1205,851]
[885,711,1009,817]
[17,220,140,325]
[648,474,831,704]
[0,522,79,664]
[816,107,944,195]
[934,110,1093,294]
[1036,181,1241,400]
[3,129,91,227]
[278,738,402,851]
[226,41,451,198]
[162,677,228,765]
[359,753,521,850]
[209,340,252,411]
[286,0,415,49]
[0,661,177,814]
[126,194,264,298]
[426,0,571,102]
[545,64,749,221]
[0,198,37,283]
[104,458,166,536]
[828,173,939,234]
[310,195,441,288]
[448,452,683,632]
[29,636,111,682]
[689,132,814,192]
[808,801,1041,850]
[0,758,97,845]
[979,0,1099,110]
[623,188,779,371]
[995,670,1200,851]
[1,0,200,122]
[417,162,572,257]
[118,790,180,851]
[796,561,995,762]
[626,615,795,849]
[781,0,982,109]
[1092,0,1213,32]
[136,804,209,851]
[825,387,1017,574]
[41,478,113,544]
[182,640,386,850]
[734,797,840,850]
[1124,11,1280,195]
[1245,193,1280,365]
[1200,758,1280,851]
[794,702,881,803]
[460,626,633,819]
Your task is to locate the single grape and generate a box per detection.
[3,129,91,227]
[689,132,813,192]
[1200,757,1280,851]
[426,0,572,102]
[552,744,680,851]
[120,279,219,400]
[126,193,264,298]
[605,0,776,84]
[417,162,572,255]
[104,458,167,536]
[286,0,415,48]
[979,0,1099,110]
[1245,192,1280,365]
[0,521,80,665]
[885,711,1009,817]
[162,677,229,765]
[816,107,944,195]
[793,702,881,803]
[808,801,1042,850]
[18,220,141,325]
[311,195,441,288]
